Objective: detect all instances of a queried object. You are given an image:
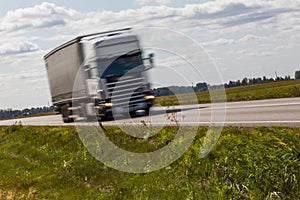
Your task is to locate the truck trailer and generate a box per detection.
[44,28,155,122]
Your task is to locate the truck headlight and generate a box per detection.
[144,95,155,100]
[99,102,113,107]
[104,102,113,107]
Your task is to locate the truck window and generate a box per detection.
[99,52,144,78]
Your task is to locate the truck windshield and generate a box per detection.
[99,52,144,78]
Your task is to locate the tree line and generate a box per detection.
[152,70,300,97]
[224,75,291,88]
[0,106,56,119]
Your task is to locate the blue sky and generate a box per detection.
[1,0,300,109]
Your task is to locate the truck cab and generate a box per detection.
[82,34,154,120]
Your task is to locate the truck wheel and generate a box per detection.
[63,117,74,123]
[98,115,112,121]
[61,104,74,123]
[145,107,150,116]
[103,111,114,121]
[130,111,136,118]
[99,116,107,121]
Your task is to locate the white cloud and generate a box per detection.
[202,34,265,47]
[69,0,300,37]
[0,40,39,55]
[9,69,46,82]
[245,51,274,57]
[239,34,263,42]
[0,2,79,33]
[136,0,173,6]
[202,38,235,47]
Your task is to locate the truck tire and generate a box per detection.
[99,116,107,121]
[130,111,136,118]
[60,104,74,123]
[63,117,74,123]
[98,112,113,121]
[145,107,150,116]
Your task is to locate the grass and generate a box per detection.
[155,79,300,106]
[0,125,299,199]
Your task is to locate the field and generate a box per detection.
[0,125,299,199]
[155,79,300,106]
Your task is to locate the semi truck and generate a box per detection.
[44,28,155,123]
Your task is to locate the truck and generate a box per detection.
[44,28,155,123]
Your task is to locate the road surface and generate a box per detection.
[0,97,300,127]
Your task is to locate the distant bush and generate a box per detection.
[295,70,300,79]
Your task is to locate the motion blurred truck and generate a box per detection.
[44,28,155,122]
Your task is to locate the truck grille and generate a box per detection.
[106,76,146,108]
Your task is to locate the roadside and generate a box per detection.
[0,125,299,199]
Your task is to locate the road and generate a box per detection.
[0,97,300,127]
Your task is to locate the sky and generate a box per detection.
[0,0,300,109]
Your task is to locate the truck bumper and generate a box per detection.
[98,99,154,117]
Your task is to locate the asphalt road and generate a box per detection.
[1,97,300,127]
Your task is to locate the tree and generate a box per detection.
[241,78,248,86]
[194,82,208,92]
[295,70,300,79]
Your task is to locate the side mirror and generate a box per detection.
[149,53,154,58]
[144,53,154,70]
[149,53,154,65]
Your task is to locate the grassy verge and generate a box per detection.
[155,79,300,106]
[0,125,299,199]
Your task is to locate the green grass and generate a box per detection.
[0,125,299,199]
[155,79,300,106]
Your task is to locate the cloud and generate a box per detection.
[239,34,263,42]
[0,2,78,32]
[135,0,173,6]
[0,41,39,55]
[245,51,274,57]
[9,69,45,81]
[0,69,47,90]
[202,34,265,47]
[70,0,300,35]
[202,38,235,47]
